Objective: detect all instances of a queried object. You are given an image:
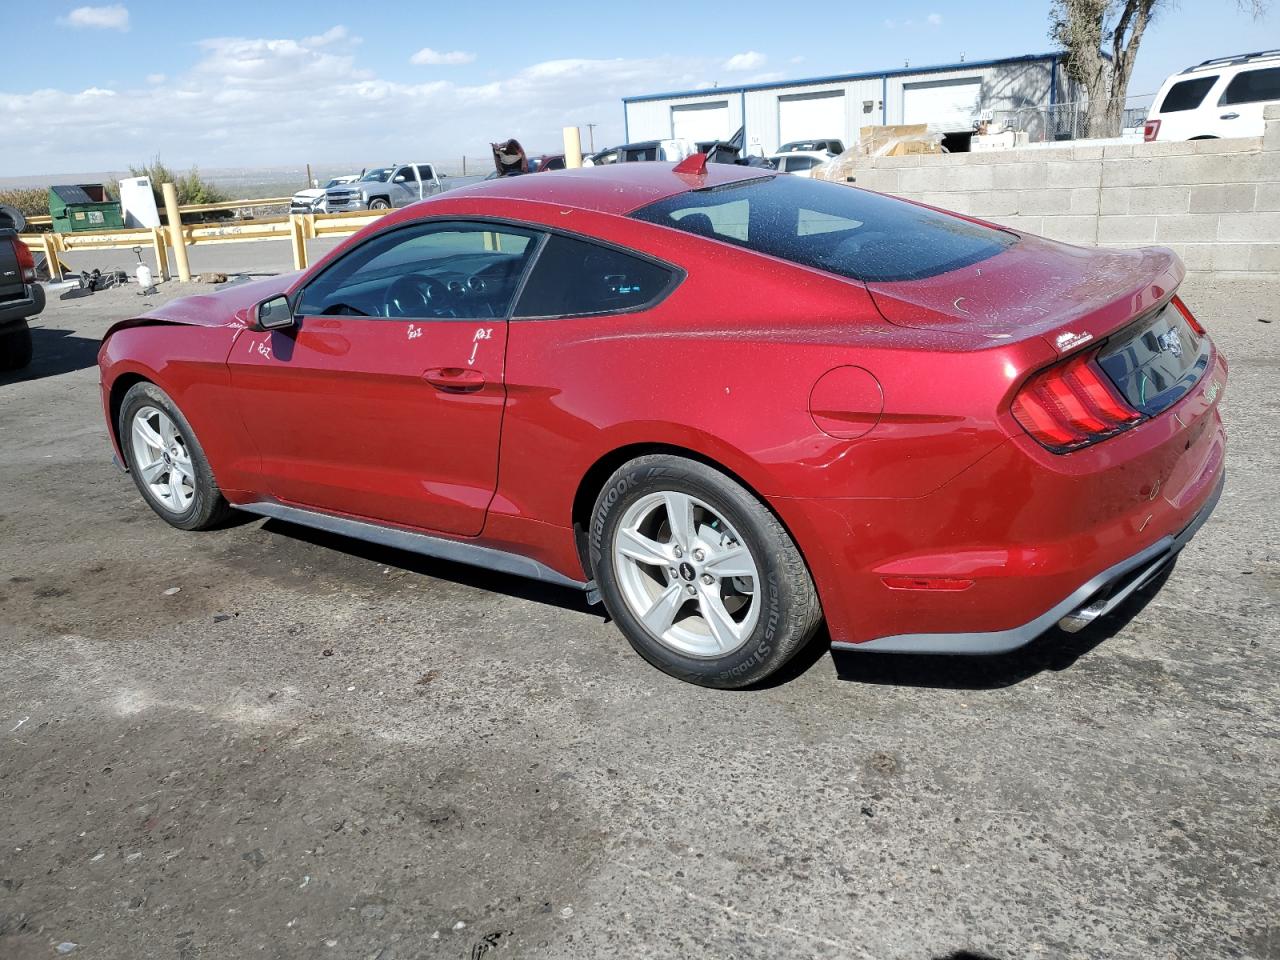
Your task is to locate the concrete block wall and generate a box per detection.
[843,104,1280,275]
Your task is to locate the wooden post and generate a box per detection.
[306,162,313,189]
[42,233,62,282]
[563,126,583,168]
[151,226,170,281]
[161,182,191,281]
[289,214,307,270]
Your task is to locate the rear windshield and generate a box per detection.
[1159,76,1217,112]
[630,175,1015,283]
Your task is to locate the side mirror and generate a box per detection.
[253,294,294,331]
[393,175,407,183]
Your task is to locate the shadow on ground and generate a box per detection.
[0,327,101,383]
[259,516,600,616]
[252,515,1177,694]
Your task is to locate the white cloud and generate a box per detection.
[410,47,476,66]
[723,51,766,72]
[145,73,165,85]
[0,29,719,175]
[58,4,129,30]
[927,12,943,26]
[303,25,354,47]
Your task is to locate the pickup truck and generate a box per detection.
[0,229,43,371]
[323,163,476,212]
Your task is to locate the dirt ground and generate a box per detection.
[1,260,1277,960]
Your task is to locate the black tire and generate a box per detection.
[368,198,391,210]
[118,381,232,531]
[590,455,822,688]
[0,320,32,371]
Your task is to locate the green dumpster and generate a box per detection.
[48,184,125,234]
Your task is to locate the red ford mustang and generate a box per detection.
[98,159,1226,687]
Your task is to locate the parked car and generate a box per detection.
[531,154,566,172]
[767,151,831,177]
[585,139,696,165]
[1145,49,1280,141]
[0,229,43,371]
[324,164,451,211]
[777,139,845,156]
[98,162,1226,688]
[290,175,360,214]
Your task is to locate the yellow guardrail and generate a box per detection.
[18,194,387,282]
[22,196,292,229]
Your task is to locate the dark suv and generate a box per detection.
[0,228,43,371]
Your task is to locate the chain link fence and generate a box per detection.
[987,97,1155,143]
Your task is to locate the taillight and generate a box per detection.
[1171,295,1205,335]
[1143,119,1160,142]
[12,238,36,284]
[1012,351,1142,453]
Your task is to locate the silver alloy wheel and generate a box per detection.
[612,491,761,658]
[131,405,196,514]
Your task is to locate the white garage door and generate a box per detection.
[671,101,730,143]
[902,78,981,130]
[778,91,846,146]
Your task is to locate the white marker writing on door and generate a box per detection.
[468,327,493,365]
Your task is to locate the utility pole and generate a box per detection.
[585,123,598,153]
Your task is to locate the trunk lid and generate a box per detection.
[866,235,1184,357]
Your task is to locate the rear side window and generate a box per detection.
[515,234,676,318]
[631,175,1015,284]
[1219,66,1280,105]
[1159,76,1217,112]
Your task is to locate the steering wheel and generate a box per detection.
[385,274,446,318]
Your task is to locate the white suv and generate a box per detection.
[1145,50,1280,141]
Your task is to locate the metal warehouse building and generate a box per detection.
[622,52,1073,154]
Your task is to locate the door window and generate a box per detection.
[296,222,540,320]
[1219,66,1280,105]
[1159,76,1217,112]
[415,164,435,182]
[393,166,418,184]
[514,234,676,318]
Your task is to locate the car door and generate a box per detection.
[228,220,542,537]
[416,164,440,198]
[390,166,420,207]
[1214,65,1280,137]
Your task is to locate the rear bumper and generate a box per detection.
[0,283,45,324]
[834,469,1223,654]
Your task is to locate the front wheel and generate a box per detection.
[118,382,232,531]
[590,455,822,688]
[368,198,390,210]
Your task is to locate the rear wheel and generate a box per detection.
[0,320,32,371]
[118,382,232,531]
[590,455,822,688]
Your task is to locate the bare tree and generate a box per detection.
[1052,0,1270,138]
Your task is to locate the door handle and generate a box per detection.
[1220,112,1240,120]
[423,367,486,392]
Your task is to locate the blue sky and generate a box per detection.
[3,0,1275,175]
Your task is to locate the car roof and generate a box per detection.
[443,161,773,216]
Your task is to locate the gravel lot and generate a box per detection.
[1,256,1277,960]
